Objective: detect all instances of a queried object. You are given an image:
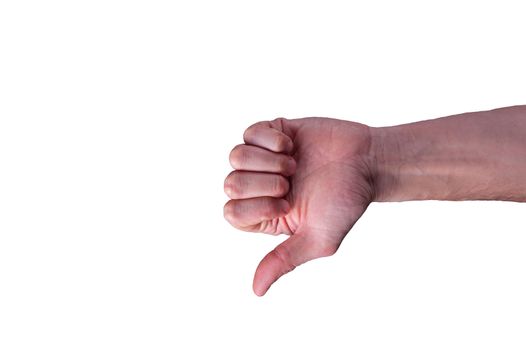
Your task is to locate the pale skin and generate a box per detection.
[223,105,526,296]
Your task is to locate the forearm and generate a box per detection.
[370,105,526,202]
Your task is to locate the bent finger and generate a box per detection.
[229,144,296,176]
[223,197,290,228]
[224,171,290,199]
[243,121,294,154]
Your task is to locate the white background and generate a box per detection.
[1,0,525,349]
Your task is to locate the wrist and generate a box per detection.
[368,121,484,202]
[368,125,407,202]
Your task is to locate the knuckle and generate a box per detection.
[223,201,232,221]
[275,136,288,152]
[273,176,289,195]
[242,126,254,142]
[272,117,287,127]
[224,171,241,198]
[275,136,286,152]
[223,200,238,223]
[273,245,296,272]
[317,244,338,258]
[229,145,245,168]
[278,156,291,173]
[243,121,264,142]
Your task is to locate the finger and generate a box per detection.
[229,144,296,176]
[244,121,294,154]
[223,197,290,228]
[224,171,289,199]
[253,234,338,296]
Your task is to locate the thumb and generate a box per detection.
[253,234,337,296]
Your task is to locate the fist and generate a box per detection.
[224,117,374,296]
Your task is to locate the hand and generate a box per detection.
[224,117,375,296]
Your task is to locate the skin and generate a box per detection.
[223,105,526,296]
